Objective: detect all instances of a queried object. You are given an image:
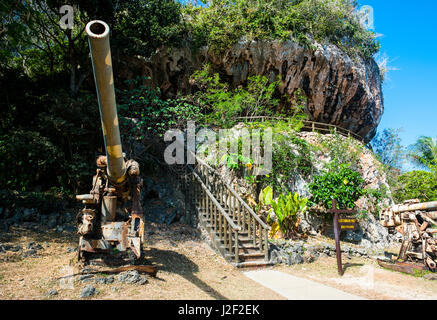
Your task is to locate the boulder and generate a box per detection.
[22,208,39,222]
[116,270,147,285]
[290,252,304,265]
[47,289,58,296]
[424,273,437,281]
[80,285,97,298]
[95,276,115,285]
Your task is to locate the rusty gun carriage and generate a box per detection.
[75,20,145,263]
[379,199,437,273]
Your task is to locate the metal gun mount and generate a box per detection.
[379,199,437,273]
[75,20,145,263]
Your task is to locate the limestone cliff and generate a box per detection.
[123,39,384,142]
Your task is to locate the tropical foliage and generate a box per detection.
[392,166,437,203]
[371,128,405,170]
[269,191,308,239]
[408,136,437,169]
[118,77,201,139]
[308,162,365,210]
[0,0,188,195]
[183,0,380,58]
[189,64,280,127]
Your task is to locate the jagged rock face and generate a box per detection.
[126,39,383,142]
[213,41,384,142]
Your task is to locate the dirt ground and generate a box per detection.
[0,222,284,300]
[1,222,437,300]
[275,255,437,300]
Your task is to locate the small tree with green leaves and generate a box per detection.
[189,64,280,127]
[392,165,437,203]
[371,128,405,170]
[308,162,365,210]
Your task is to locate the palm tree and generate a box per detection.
[409,136,437,168]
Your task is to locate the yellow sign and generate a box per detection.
[338,218,357,231]
[340,225,356,230]
[338,219,356,223]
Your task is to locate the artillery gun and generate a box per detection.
[379,199,437,273]
[75,20,145,263]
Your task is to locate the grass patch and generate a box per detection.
[413,269,433,278]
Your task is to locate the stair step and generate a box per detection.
[199,211,250,224]
[198,209,271,269]
[200,218,261,244]
[224,251,265,262]
[232,260,274,270]
[219,244,262,254]
[239,254,266,262]
[200,217,264,235]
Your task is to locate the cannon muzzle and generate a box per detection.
[86,20,126,184]
[380,199,437,227]
[391,201,437,214]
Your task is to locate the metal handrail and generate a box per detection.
[189,166,241,231]
[172,130,271,262]
[232,116,364,142]
[195,155,270,231]
[184,161,242,263]
[192,151,270,261]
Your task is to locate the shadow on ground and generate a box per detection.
[1,223,228,299]
[145,247,228,300]
[343,263,364,273]
[0,225,76,245]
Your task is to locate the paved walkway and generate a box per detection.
[243,270,365,300]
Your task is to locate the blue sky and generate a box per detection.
[362,0,437,153]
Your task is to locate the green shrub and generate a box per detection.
[0,190,65,214]
[269,191,308,238]
[118,77,202,139]
[392,167,437,203]
[220,153,253,170]
[318,131,363,168]
[0,130,61,191]
[261,134,314,193]
[189,64,280,127]
[308,162,365,210]
[183,0,380,59]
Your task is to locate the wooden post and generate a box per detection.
[333,205,342,276]
[212,200,216,231]
[223,219,227,251]
[228,223,232,253]
[237,201,241,226]
[264,229,268,261]
[218,210,221,238]
[234,231,239,263]
[327,199,357,276]
[253,217,256,246]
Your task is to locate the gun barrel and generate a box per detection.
[391,201,437,214]
[86,20,126,184]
